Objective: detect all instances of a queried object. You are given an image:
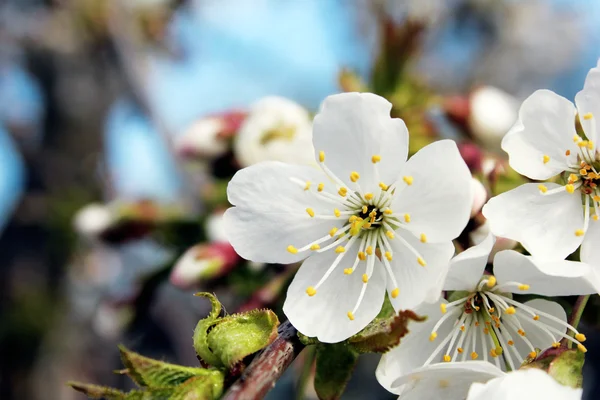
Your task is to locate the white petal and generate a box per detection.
[387,232,455,310]
[376,301,452,394]
[575,66,600,147]
[482,183,584,261]
[493,250,600,296]
[389,362,505,400]
[283,250,386,343]
[501,90,577,180]
[510,299,567,356]
[392,140,472,243]
[467,369,582,400]
[224,161,344,263]
[444,234,495,292]
[580,218,600,265]
[312,93,408,190]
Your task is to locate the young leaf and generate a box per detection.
[314,343,359,400]
[193,292,225,367]
[169,375,224,400]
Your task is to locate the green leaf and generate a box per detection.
[169,375,224,400]
[314,343,359,400]
[67,382,174,399]
[119,345,223,388]
[521,348,585,389]
[207,309,279,368]
[193,292,280,369]
[348,310,425,354]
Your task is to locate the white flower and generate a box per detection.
[175,117,229,160]
[223,92,473,343]
[73,203,115,237]
[467,368,582,400]
[233,96,314,167]
[380,361,505,400]
[377,234,600,393]
[470,178,488,217]
[482,65,600,261]
[468,86,518,151]
[205,210,228,242]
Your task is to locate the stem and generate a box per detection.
[566,295,590,349]
[222,321,305,400]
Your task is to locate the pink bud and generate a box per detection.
[169,242,239,289]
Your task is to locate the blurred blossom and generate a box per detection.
[73,203,115,238]
[205,210,228,243]
[104,99,185,203]
[175,111,245,160]
[467,86,518,152]
[143,0,375,134]
[234,97,314,167]
[169,242,238,289]
[0,124,25,234]
[0,62,45,150]
[469,220,517,262]
[470,177,487,218]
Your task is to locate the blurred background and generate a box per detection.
[1,0,600,399]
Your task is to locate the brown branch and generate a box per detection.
[222,321,305,400]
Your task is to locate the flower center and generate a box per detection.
[538,113,600,237]
[426,275,587,371]
[286,151,429,321]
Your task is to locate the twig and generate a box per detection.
[222,321,305,400]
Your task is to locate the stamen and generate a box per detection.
[329,227,338,237]
[372,155,381,163]
[306,208,315,217]
[420,233,427,243]
[334,208,341,217]
[584,113,594,120]
[362,274,369,283]
[287,245,298,254]
[310,244,320,250]
[318,183,324,192]
[319,151,325,162]
[417,257,426,267]
[335,246,346,253]
[386,230,395,239]
[403,176,414,185]
[486,276,497,288]
[304,181,311,190]
[575,229,585,237]
[347,311,355,320]
[350,171,360,182]
[379,182,389,191]
[364,193,374,201]
[538,184,548,193]
[306,286,316,296]
[338,187,348,197]
[391,288,399,298]
[543,155,550,164]
[404,213,411,223]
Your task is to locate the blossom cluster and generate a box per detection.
[222,64,600,398]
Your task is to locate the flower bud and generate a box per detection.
[169,242,239,289]
[73,203,115,238]
[175,118,228,160]
[458,142,483,173]
[468,86,518,151]
[233,96,314,167]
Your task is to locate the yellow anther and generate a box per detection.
[533,315,540,321]
[505,306,516,315]
[575,333,587,342]
[384,208,393,215]
[594,196,600,201]
[552,342,561,348]
[543,155,550,164]
[457,347,464,354]
[349,215,358,223]
[475,321,480,327]
[386,230,395,239]
[429,332,437,341]
[519,284,530,291]
[440,303,447,314]
[287,245,298,254]
[364,193,374,201]
[566,150,571,156]
[578,344,588,353]
[362,205,368,214]
[471,352,479,360]
[588,141,595,150]
[306,208,315,217]
[319,151,325,162]
[329,227,338,237]
[372,155,381,163]
[420,233,427,243]
[366,246,373,255]
[490,349,498,358]
[508,340,514,346]
[518,329,526,336]
[358,251,366,261]
[362,274,369,283]
[334,208,341,217]
[417,257,426,267]
[569,174,579,182]
[565,184,575,193]
[403,176,414,185]
[335,246,346,254]
[385,251,393,261]
[350,171,360,182]
[347,311,355,321]
[578,140,589,148]
[344,268,353,275]
[310,244,320,251]
[391,288,399,298]
[483,328,490,334]
[338,187,347,197]
[573,134,581,142]
[404,213,411,223]
[460,325,465,332]
[538,184,548,193]
[594,215,599,221]
[304,181,311,190]
[379,182,389,190]
[443,355,451,362]
[306,286,316,296]
[575,229,585,237]
[318,183,324,192]
[584,112,594,120]
[528,351,537,359]
[580,168,588,176]
[486,276,497,287]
